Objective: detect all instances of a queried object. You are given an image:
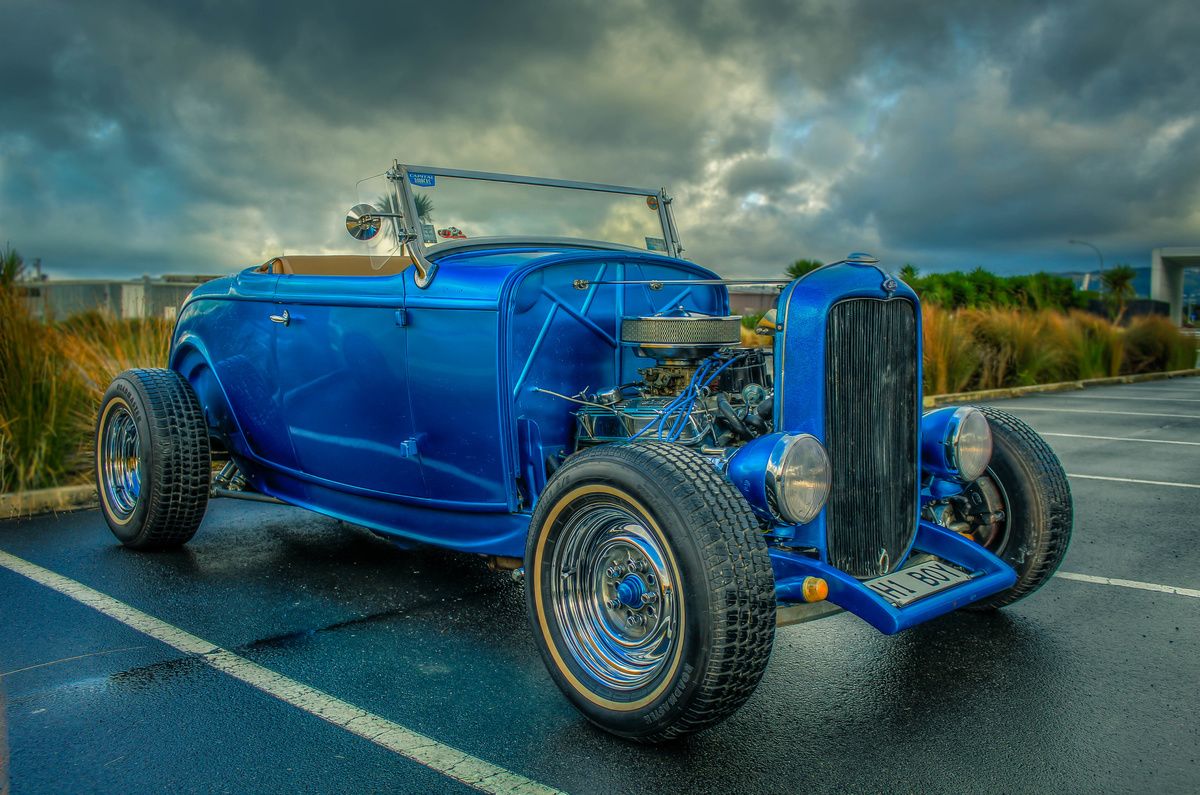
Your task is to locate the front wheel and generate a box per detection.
[95,368,211,549]
[956,406,1073,609]
[525,442,776,743]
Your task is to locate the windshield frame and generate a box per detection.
[385,162,683,287]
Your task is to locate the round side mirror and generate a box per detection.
[346,203,383,241]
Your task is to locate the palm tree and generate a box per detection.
[1101,264,1137,322]
[786,258,823,280]
[898,264,919,284]
[375,192,434,220]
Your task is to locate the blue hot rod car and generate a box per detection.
[95,163,1072,741]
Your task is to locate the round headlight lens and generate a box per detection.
[767,434,831,525]
[950,407,993,481]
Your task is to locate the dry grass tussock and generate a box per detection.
[0,292,172,492]
[1,289,1195,492]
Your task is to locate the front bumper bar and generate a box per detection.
[770,522,1017,635]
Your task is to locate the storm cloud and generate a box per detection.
[1,0,1197,278]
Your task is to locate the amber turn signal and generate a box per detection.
[801,576,829,603]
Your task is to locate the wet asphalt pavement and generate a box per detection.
[2,378,1198,794]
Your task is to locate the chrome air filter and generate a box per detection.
[621,315,742,364]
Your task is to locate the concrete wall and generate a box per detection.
[1151,247,1200,324]
[20,278,214,321]
[728,289,781,315]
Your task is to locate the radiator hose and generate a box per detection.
[717,394,754,441]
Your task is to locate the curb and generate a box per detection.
[0,484,97,520]
[924,368,1200,408]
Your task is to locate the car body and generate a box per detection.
[98,163,1072,740]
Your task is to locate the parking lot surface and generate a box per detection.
[2,378,1198,794]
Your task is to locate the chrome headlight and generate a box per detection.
[948,407,993,481]
[921,406,994,482]
[766,434,832,525]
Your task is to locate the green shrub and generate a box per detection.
[740,311,766,330]
[907,269,1083,312]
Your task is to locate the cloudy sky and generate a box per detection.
[2,0,1198,279]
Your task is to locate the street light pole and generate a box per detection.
[1069,239,1104,273]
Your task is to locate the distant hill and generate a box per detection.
[1055,266,1200,298]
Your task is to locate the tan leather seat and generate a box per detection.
[257,255,415,277]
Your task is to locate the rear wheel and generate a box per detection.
[525,442,775,742]
[958,406,1073,609]
[95,368,211,549]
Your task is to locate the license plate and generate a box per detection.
[866,560,974,607]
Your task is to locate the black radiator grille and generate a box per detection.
[824,298,919,578]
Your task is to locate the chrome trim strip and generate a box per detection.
[399,164,661,196]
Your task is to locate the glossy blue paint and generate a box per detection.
[724,431,785,523]
[920,406,961,481]
[503,253,725,505]
[171,245,722,557]
[770,522,1018,634]
[272,273,425,500]
[171,270,298,469]
[617,574,647,608]
[770,263,923,563]
[170,243,1018,627]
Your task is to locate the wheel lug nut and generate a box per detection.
[606,598,620,609]
[642,592,658,603]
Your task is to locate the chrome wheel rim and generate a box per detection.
[549,501,680,692]
[101,405,142,519]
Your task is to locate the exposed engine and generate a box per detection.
[574,313,774,455]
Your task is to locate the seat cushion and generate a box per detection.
[264,255,415,276]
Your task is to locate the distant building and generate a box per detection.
[1151,247,1200,325]
[727,286,783,315]
[18,274,222,321]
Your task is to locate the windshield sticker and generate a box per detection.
[437,226,467,240]
[408,172,437,188]
[645,237,667,252]
[646,196,659,211]
[421,223,437,244]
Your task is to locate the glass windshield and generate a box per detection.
[402,171,672,253]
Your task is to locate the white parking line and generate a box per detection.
[1104,384,1200,391]
[1096,387,1200,394]
[1067,473,1200,489]
[0,549,561,795]
[1051,395,1200,403]
[1043,432,1200,447]
[1002,406,1200,420]
[1056,571,1200,599]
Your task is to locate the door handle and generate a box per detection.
[269,309,290,326]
